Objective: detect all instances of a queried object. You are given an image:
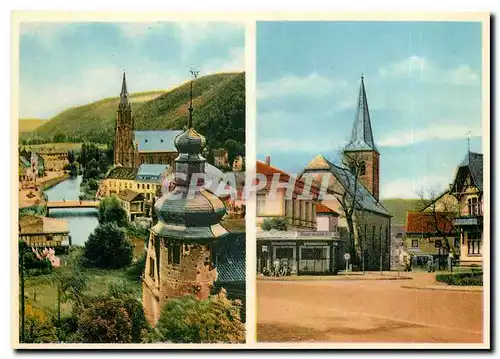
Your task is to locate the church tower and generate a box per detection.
[142,68,229,326]
[114,72,135,167]
[343,75,380,201]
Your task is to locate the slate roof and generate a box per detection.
[455,151,483,192]
[133,130,183,152]
[344,76,378,153]
[214,233,245,283]
[117,189,144,202]
[304,154,390,217]
[106,167,138,180]
[136,164,168,181]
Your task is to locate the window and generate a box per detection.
[147,184,150,190]
[434,239,442,248]
[46,235,53,241]
[411,239,419,248]
[468,197,480,216]
[137,184,140,189]
[168,242,181,265]
[257,195,266,215]
[467,232,481,255]
[301,247,327,260]
[454,237,460,249]
[149,258,155,279]
[359,161,366,176]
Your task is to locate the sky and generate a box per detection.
[256,21,484,199]
[19,22,244,119]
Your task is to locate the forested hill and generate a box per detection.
[25,72,245,155]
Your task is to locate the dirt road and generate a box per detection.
[257,273,483,343]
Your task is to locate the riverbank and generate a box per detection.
[39,172,70,191]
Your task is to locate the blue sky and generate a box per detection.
[256,21,483,199]
[19,22,244,119]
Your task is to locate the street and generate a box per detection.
[257,273,483,343]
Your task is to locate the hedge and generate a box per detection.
[436,272,483,286]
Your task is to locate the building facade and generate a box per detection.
[19,215,70,248]
[451,152,484,266]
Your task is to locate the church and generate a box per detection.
[301,75,392,271]
[113,73,182,168]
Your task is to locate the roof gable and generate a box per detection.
[452,152,483,192]
[106,167,138,180]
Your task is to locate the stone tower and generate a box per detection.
[114,72,135,167]
[142,70,229,326]
[343,75,380,201]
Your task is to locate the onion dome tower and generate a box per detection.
[142,67,229,326]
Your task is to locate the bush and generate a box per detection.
[98,195,128,227]
[436,272,483,286]
[22,304,58,343]
[83,223,133,269]
[261,217,288,231]
[153,292,245,343]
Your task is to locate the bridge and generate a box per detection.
[46,200,99,213]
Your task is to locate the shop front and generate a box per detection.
[257,230,344,275]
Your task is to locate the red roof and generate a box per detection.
[316,203,339,216]
[405,212,455,234]
[256,161,320,198]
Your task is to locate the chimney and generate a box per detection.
[265,156,271,166]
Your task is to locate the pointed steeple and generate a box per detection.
[345,75,378,153]
[119,72,130,110]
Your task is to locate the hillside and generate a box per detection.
[25,73,245,154]
[19,118,46,134]
[380,198,422,225]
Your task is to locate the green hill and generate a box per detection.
[24,72,245,154]
[19,118,46,135]
[381,198,422,225]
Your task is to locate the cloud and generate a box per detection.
[379,56,479,86]
[114,22,167,39]
[257,72,347,99]
[380,175,451,199]
[203,46,244,74]
[378,123,482,148]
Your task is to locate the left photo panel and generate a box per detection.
[15,19,246,346]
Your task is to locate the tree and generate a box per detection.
[23,304,58,343]
[83,223,133,269]
[98,195,128,227]
[261,217,288,231]
[73,295,133,343]
[153,291,245,343]
[331,151,367,265]
[417,188,460,257]
[83,158,100,181]
[67,150,76,164]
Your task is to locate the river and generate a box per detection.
[45,175,98,246]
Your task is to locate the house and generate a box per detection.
[232,155,245,172]
[450,151,484,266]
[405,211,458,269]
[19,215,70,248]
[255,159,344,275]
[116,189,145,222]
[256,158,319,231]
[38,149,68,171]
[213,148,229,168]
[99,164,167,214]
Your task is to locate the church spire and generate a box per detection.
[119,71,130,110]
[345,75,378,153]
[188,65,200,129]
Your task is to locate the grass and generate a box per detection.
[19,118,46,133]
[24,267,141,317]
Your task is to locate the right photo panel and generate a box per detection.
[255,20,487,345]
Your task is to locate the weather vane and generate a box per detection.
[466,130,472,152]
[188,65,200,128]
